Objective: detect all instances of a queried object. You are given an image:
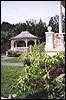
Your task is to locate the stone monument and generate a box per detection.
[45,26,65,56]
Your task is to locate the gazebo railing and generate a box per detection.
[14,47,28,53]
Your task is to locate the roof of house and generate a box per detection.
[10,31,41,40]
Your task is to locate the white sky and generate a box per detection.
[1,1,65,25]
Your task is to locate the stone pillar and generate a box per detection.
[59,1,62,33]
[45,26,54,50]
[59,34,64,47]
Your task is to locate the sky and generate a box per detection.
[1,1,65,26]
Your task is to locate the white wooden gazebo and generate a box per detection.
[9,31,41,53]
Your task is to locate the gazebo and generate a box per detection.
[9,31,41,53]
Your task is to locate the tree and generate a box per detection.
[48,13,65,33]
[1,31,11,53]
[1,19,47,53]
[1,21,15,31]
[35,19,47,42]
[48,15,59,33]
[25,19,36,35]
[13,23,23,34]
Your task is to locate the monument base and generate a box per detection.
[45,46,65,56]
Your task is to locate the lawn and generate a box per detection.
[1,65,24,98]
[1,53,6,56]
[1,53,6,59]
[1,53,22,63]
[1,65,48,99]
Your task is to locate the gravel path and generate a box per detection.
[1,62,24,66]
[1,56,24,66]
[1,56,16,60]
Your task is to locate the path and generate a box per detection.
[1,62,24,66]
[1,56,16,60]
[1,56,24,66]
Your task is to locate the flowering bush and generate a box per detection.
[10,49,65,99]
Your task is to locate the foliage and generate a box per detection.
[48,15,59,33]
[1,31,11,53]
[1,22,15,32]
[1,19,47,53]
[10,51,65,99]
[1,13,65,53]
[1,65,24,98]
[28,42,46,53]
[45,78,65,99]
[37,42,46,52]
[54,51,65,62]
[48,13,65,33]
[7,49,20,57]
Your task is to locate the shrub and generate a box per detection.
[45,78,65,99]
[7,49,20,57]
[28,42,46,53]
[11,52,51,97]
[10,51,65,99]
[54,51,65,62]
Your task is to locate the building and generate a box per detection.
[9,31,41,53]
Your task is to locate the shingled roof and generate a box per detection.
[10,31,41,40]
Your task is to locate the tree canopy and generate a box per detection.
[48,13,65,33]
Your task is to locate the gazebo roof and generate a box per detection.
[10,31,41,40]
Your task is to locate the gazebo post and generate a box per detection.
[38,40,40,45]
[26,39,27,48]
[35,39,36,45]
[11,40,15,51]
[26,39,28,52]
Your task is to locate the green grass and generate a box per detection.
[1,53,6,59]
[1,53,5,56]
[1,57,22,63]
[1,65,47,99]
[1,65,24,98]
